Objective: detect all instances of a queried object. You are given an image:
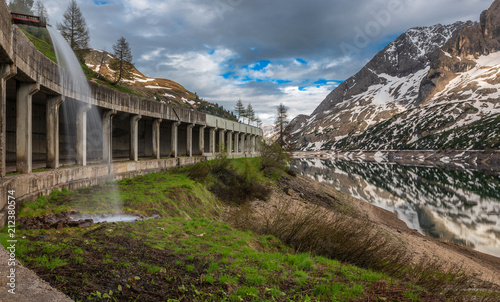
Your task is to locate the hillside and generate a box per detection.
[84,49,237,120]
[290,0,500,152]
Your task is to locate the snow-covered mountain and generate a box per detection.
[290,0,500,151]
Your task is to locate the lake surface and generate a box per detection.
[292,158,500,257]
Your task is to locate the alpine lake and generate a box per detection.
[291,157,500,258]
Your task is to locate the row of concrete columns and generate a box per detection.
[0,65,260,177]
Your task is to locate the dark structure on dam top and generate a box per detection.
[0,2,263,226]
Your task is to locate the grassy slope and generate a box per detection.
[20,28,57,62]
[0,158,460,302]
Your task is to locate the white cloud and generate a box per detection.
[41,0,493,126]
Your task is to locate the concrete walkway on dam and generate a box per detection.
[0,0,263,227]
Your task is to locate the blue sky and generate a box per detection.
[40,0,492,124]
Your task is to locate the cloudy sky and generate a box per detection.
[41,0,492,124]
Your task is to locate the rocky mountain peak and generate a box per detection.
[418,0,500,105]
[482,0,500,39]
[291,22,470,151]
[290,0,500,152]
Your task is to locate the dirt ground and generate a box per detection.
[258,175,500,287]
[0,245,73,302]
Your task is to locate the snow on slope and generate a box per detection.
[291,22,471,151]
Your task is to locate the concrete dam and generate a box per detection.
[0,1,262,226]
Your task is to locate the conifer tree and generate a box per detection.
[8,0,34,15]
[34,0,48,22]
[109,36,134,85]
[246,103,255,125]
[234,99,246,122]
[57,0,90,61]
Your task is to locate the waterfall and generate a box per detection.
[46,26,103,165]
[47,26,123,213]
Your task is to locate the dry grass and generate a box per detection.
[229,198,498,300]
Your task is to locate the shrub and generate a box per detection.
[230,199,493,297]
[260,141,292,178]
[188,162,211,183]
[186,151,272,204]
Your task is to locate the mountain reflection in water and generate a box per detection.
[292,158,500,257]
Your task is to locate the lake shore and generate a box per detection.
[255,173,500,287]
[293,150,500,172]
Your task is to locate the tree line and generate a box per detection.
[234,99,262,126]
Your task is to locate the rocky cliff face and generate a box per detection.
[291,0,500,151]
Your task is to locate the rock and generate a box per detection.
[77,220,93,228]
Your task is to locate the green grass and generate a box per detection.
[4,158,499,301]
[20,28,57,62]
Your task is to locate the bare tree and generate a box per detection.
[109,36,134,85]
[97,49,108,80]
[56,0,90,61]
[274,103,291,149]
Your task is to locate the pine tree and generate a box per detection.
[234,99,245,122]
[34,0,48,22]
[109,36,134,85]
[246,103,255,125]
[255,117,262,127]
[275,103,290,149]
[8,0,34,14]
[31,0,49,39]
[56,0,90,61]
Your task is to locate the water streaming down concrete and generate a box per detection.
[0,0,262,227]
[47,26,103,166]
[47,26,123,213]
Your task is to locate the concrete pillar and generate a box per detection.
[102,110,116,164]
[238,133,244,155]
[227,131,233,155]
[76,103,91,166]
[234,132,240,155]
[130,115,142,161]
[239,134,246,155]
[171,121,180,157]
[199,126,206,156]
[209,128,216,154]
[46,95,64,169]
[0,64,16,176]
[219,129,226,153]
[152,119,162,160]
[248,134,253,154]
[16,82,40,173]
[186,123,194,157]
[251,135,256,154]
